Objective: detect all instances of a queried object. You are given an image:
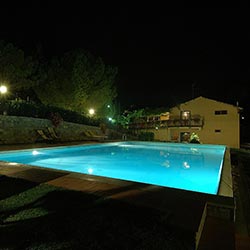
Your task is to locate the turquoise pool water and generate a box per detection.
[0,141,226,195]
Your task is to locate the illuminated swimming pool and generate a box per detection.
[0,141,226,195]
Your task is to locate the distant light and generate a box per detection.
[108,117,115,123]
[241,116,245,120]
[107,105,111,108]
[89,108,95,115]
[183,111,188,117]
[0,85,7,94]
[155,126,158,130]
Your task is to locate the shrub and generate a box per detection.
[0,100,100,126]
[138,132,154,141]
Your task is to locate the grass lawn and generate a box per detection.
[0,176,194,250]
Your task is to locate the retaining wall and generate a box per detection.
[0,115,111,144]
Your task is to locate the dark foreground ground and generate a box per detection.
[0,176,194,250]
[230,148,250,249]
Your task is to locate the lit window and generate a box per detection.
[181,110,191,120]
[215,129,221,133]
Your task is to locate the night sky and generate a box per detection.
[0,5,249,112]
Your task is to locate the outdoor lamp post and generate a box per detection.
[88,108,95,116]
[0,85,7,94]
[0,85,8,115]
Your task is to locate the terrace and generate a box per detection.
[128,114,204,130]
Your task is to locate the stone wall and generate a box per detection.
[0,115,111,145]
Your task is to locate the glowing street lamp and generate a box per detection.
[0,85,7,94]
[0,85,8,115]
[88,108,95,115]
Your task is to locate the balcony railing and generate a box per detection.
[128,115,204,129]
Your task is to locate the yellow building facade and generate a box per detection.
[132,96,241,148]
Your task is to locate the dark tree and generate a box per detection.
[0,40,36,96]
[34,49,118,117]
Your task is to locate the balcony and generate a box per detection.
[128,115,204,129]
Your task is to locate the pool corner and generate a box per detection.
[218,147,234,198]
[195,147,235,249]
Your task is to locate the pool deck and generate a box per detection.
[0,141,248,249]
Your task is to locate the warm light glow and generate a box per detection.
[0,85,7,94]
[89,108,95,115]
[183,112,188,117]
[8,162,18,165]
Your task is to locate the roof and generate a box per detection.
[175,96,243,110]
